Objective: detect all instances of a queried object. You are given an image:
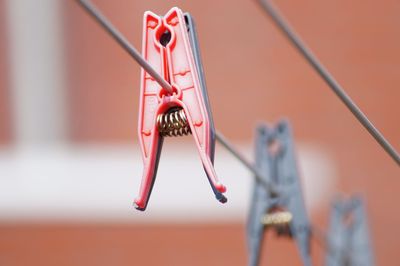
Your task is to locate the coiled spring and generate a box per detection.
[262,211,293,227]
[157,108,192,137]
[262,210,293,236]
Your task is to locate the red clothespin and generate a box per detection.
[134,7,227,211]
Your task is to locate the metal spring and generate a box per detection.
[262,211,293,227]
[157,108,192,137]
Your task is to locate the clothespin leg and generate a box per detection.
[134,135,163,211]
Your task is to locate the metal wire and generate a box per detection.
[77,0,173,93]
[256,0,400,166]
[216,131,278,195]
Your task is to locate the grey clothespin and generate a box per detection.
[326,196,374,266]
[247,120,312,266]
[184,13,226,203]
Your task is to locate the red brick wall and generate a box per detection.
[0,0,12,145]
[0,224,328,266]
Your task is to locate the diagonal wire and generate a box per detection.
[76,0,278,195]
[77,0,173,93]
[215,131,278,196]
[256,0,400,166]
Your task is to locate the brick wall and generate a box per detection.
[0,0,12,145]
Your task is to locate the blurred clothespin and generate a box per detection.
[326,196,374,266]
[135,7,226,211]
[247,120,312,266]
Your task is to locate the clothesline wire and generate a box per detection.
[257,0,400,166]
[77,0,173,93]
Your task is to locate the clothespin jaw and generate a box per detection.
[247,120,312,266]
[326,196,374,266]
[134,7,226,211]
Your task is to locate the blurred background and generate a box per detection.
[0,0,399,265]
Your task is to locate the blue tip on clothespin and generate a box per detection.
[247,119,312,266]
[326,196,374,266]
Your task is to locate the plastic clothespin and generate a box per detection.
[326,196,374,266]
[134,7,226,211]
[247,120,312,266]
